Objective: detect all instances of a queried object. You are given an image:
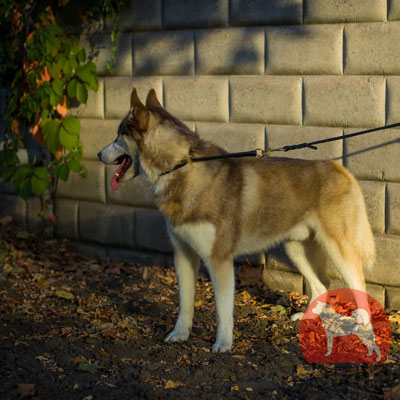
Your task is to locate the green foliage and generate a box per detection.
[0,0,128,224]
[0,21,96,200]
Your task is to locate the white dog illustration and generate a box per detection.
[312,301,381,361]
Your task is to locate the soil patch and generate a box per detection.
[1,219,400,399]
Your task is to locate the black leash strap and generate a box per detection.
[281,122,400,152]
[160,122,400,176]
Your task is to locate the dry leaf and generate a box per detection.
[296,365,309,376]
[165,380,185,389]
[12,383,36,399]
[56,290,74,300]
[238,262,264,287]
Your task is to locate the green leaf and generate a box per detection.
[76,82,88,104]
[67,159,82,173]
[18,177,32,200]
[50,91,60,107]
[86,76,98,92]
[62,117,80,135]
[54,164,70,181]
[78,363,97,372]
[59,126,78,150]
[270,305,288,315]
[85,62,96,74]
[75,66,92,84]
[41,108,50,119]
[67,78,77,98]
[31,175,48,196]
[77,48,86,63]
[48,62,61,79]
[1,166,16,182]
[13,165,32,181]
[33,167,48,181]
[48,32,61,50]
[41,119,60,154]
[63,59,72,75]
[71,45,81,55]
[69,55,79,70]
[52,79,64,96]
[56,290,74,300]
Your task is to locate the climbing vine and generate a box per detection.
[0,0,128,232]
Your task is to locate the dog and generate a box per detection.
[312,301,381,361]
[97,87,375,352]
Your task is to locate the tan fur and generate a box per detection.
[98,88,376,352]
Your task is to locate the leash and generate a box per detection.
[160,122,400,176]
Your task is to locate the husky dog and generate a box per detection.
[97,88,375,352]
[312,301,381,361]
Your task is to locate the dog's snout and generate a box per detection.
[97,151,102,161]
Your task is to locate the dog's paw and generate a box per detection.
[290,312,304,321]
[211,339,232,353]
[165,327,190,343]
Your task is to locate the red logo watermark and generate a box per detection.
[299,289,391,363]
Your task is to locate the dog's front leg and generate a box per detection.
[165,232,200,343]
[207,259,234,353]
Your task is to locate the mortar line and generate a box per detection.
[342,25,345,75]
[384,182,389,234]
[385,77,388,125]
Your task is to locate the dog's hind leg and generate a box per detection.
[165,232,200,343]
[317,231,370,323]
[206,258,235,353]
[285,240,328,320]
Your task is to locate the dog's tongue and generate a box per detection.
[111,158,128,191]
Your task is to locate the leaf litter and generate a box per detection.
[0,215,400,399]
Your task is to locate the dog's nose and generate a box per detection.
[97,151,102,160]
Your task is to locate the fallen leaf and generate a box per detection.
[235,341,252,352]
[12,383,36,399]
[296,365,310,377]
[105,265,121,275]
[238,262,264,287]
[78,363,98,373]
[165,380,185,389]
[270,305,287,315]
[232,354,246,359]
[0,215,12,225]
[0,250,9,264]
[231,385,240,392]
[56,290,74,300]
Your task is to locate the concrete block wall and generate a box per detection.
[2,0,400,308]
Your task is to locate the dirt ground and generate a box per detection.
[1,217,400,400]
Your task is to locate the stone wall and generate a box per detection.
[2,0,400,308]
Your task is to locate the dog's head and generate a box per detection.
[97,87,195,190]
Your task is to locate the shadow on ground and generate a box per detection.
[0,218,400,399]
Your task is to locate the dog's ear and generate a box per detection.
[129,88,150,133]
[146,89,163,109]
[130,87,145,109]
